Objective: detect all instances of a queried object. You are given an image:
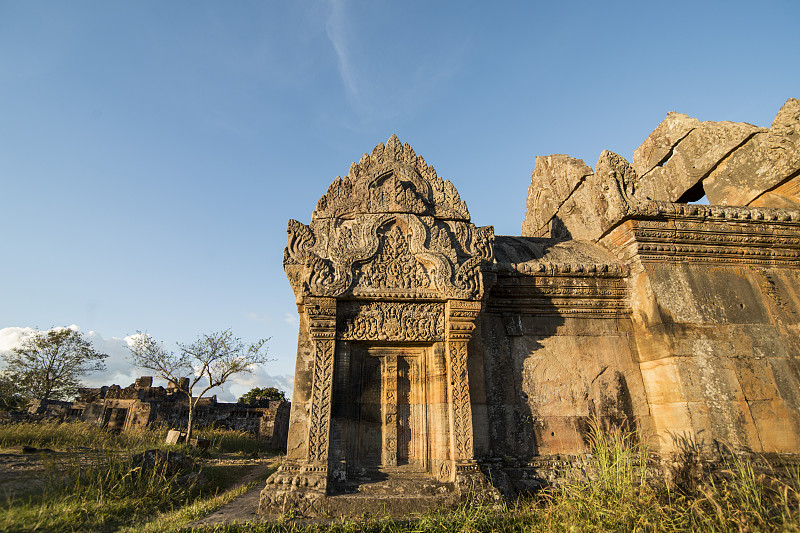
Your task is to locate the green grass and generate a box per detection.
[2,420,799,532]
[0,420,168,450]
[194,426,275,455]
[0,422,279,532]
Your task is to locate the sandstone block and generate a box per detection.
[704,98,800,207]
[553,150,639,241]
[637,120,764,202]
[633,112,700,178]
[521,154,593,238]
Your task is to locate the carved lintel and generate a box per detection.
[337,301,445,341]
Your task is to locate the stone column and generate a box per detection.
[259,296,336,515]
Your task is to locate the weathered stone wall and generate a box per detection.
[517,99,800,459]
[473,237,653,462]
[601,204,800,454]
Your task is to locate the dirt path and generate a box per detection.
[188,459,278,527]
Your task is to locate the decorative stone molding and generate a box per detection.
[601,203,800,268]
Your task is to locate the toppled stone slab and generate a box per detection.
[635,120,764,202]
[704,98,800,207]
[633,112,700,177]
[522,98,799,243]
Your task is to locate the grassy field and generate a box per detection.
[1,420,799,532]
[0,421,278,533]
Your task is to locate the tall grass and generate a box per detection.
[1,448,189,532]
[181,420,800,533]
[194,427,273,455]
[0,420,167,450]
[0,422,279,532]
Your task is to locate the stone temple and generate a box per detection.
[260,98,800,516]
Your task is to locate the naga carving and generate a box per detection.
[284,136,494,301]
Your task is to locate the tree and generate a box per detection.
[2,327,108,401]
[127,329,270,443]
[239,386,287,404]
[0,372,26,411]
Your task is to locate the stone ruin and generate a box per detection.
[260,98,800,516]
[27,376,291,449]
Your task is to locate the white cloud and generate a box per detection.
[284,313,298,327]
[325,0,360,103]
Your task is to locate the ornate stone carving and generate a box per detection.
[445,300,481,462]
[313,134,469,221]
[602,203,800,268]
[337,301,445,341]
[304,298,336,464]
[283,137,494,301]
[449,340,472,460]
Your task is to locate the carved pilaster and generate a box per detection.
[259,297,337,516]
[445,300,481,463]
[382,354,398,466]
[305,297,337,465]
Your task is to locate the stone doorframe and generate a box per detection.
[286,296,482,490]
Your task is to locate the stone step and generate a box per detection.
[318,491,460,518]
[330,471,453,497]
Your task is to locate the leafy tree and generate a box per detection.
[239,386,287,404]
[0,372,26,411]
[2,328,108,401]
[127,329,270,443]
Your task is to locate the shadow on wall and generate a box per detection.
[478,235,638,465]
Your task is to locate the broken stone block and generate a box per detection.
[704,98,800,206]
[165,429,186,445]
[544,150,639,241]
[636,120,765,202]
[521,154,594,238]
[633,112,700,178]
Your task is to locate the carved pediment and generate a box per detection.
[284,137,493,302]
[313,135,470,221]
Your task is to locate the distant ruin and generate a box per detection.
[27,376,291,449]
[260,98,800,516]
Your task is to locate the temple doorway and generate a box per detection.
[349,346,428,472]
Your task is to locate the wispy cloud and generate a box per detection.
[284,313,298,327]
[326,0,360,104]
[323,0,468,123]
[246,312,272,324]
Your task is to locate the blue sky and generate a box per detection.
[2,1,799,401]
